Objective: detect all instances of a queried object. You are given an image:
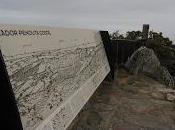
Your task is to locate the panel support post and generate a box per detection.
[0,50,23,130]
[100,31,115,80]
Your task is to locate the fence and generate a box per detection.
[111,39,146,65]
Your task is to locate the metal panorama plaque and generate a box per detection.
[0,24,110,130]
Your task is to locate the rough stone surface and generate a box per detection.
[166,93,175,101]
[125,46,174,88]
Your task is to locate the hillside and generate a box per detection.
[68,68,175,130]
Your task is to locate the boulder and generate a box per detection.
[166,93,175,101]
[125,46,174,88]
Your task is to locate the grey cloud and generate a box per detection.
[0,0,174,41]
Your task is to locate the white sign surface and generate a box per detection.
[0,24,110,130]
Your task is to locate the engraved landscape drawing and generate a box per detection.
[0,25,110,130]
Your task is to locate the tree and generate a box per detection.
[149,31,172,46]
[110,30,124,40]
[110,30,172,46]
[125,31,142,40]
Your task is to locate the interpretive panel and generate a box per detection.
[0,24,110,130]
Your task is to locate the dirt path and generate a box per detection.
[68,69,175,130]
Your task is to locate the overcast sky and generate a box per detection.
[0,0,175,42]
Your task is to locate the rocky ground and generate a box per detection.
[68,68,175,130]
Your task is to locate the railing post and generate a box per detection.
[142,24,149,39]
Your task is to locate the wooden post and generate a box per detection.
[142,24,149,39]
